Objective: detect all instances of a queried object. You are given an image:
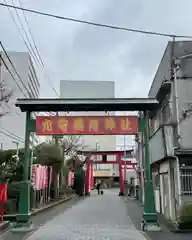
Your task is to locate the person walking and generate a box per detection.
[96,181,101,195]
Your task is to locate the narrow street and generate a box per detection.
[24,189,146,240]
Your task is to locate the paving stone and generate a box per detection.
[26,189,147,240]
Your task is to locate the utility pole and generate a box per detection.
[170,37,180,148]
[0,142,3,151]
[54,112,59,145]
[12,140,19,161]
[95,140,99,170]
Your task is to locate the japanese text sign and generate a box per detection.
[36,116,138,135]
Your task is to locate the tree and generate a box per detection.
[0,80,13,117]
[34,143,63,173]
[0,148,24,183]
[34,136,85,198]
[60,136,85,156]
[34,143,63,199]
[65,154,82,171]
[60,136,85,185]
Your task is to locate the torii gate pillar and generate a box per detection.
[118,154,124,196]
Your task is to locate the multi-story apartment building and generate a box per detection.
[0,51,40,149]
[137,41,192,223]
[60,80,119,179]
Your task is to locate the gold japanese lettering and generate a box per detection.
[73,118,84,131]
[58,118,68,132]
[42,119,53,132]
[120,118,132,130]
[104,117,116,130]
[89,119,99,132]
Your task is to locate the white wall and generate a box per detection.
[0,52,39,150]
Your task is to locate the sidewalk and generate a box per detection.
[124,197,192,240]
[25,189,147,240]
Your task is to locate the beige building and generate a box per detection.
[59,80,118,178]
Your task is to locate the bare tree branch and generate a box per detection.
[0,80,13,117]
[60,135,85,156]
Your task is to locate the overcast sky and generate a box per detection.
[1,0,192,147]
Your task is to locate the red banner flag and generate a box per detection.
[36,116,138,135]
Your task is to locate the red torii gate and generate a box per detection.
[78,150,137,196]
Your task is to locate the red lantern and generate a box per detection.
[0,184,7,222]
[0,184,7,203]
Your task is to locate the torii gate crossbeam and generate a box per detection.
[14,98,159,232]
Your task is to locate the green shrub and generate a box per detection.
[73,169,85,196]
[7,182,21,199]
[59,185,74,196]
[4,199,18,214]
[179,202,192,223]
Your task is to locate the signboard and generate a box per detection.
[36,116,138,135]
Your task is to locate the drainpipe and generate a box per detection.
[171,59,182,217]
[175,156,182,207]
[172,64,181,147]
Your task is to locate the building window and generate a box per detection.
[180,167,192,195]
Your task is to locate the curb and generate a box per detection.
[30,195,74,216]
[0,221,10,232]
[4,195,76,222]
[126,198,192,234]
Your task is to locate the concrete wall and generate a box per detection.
[176,58,192,148]
[149,41,192,149]
[149,128,165,164]
[149,41,192,98]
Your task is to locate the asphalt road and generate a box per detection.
[24,189,147,240]
[0,196,82,240]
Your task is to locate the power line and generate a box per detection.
[3,1,59,97]
[1,2,192,38]
[17,0,44,67]
[10,0,42,67]
[0,53,28,98]
[0,130,24,143]
[1,127,24,141]
[1,42,57,116]
[0,41,30,95]
[1,49,55,117]
[3,0,41,68]
[11,0,59,97]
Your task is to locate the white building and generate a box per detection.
[60,80,118,177]
[0,51,40,150]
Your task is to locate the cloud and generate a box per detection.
[1,0,192,145]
